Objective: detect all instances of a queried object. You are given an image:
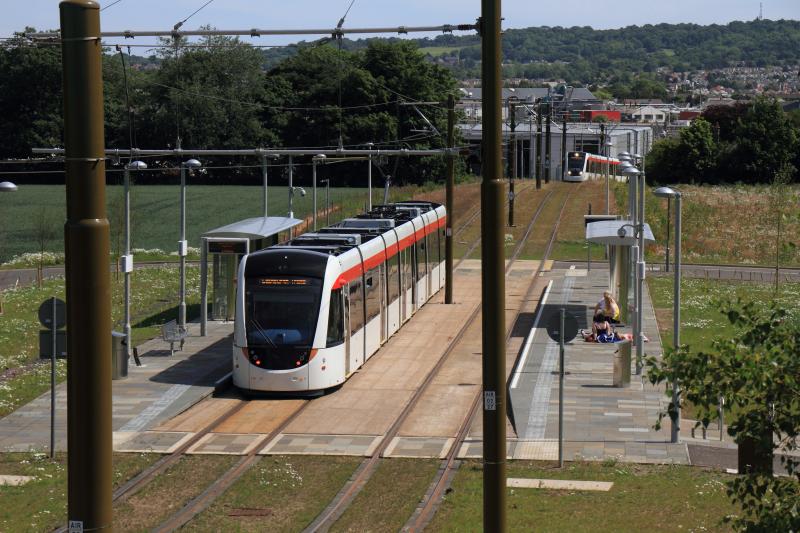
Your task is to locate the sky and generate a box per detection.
[2,0,798,45]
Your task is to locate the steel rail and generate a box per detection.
[152,400,313,532]
[405,184,576,531]
[304,185,556,533]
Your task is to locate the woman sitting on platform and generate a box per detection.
[594,291,620,324]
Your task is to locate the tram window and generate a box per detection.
[349,280,364,334]
[365,267,381,321]
[416,239,426,281]
[326,288,344,346]
[388,254,400,302]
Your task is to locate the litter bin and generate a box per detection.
[613,340,631,387]
[111,331,128,380]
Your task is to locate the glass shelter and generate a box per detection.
[200,216,301,336]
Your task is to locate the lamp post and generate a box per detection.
[312,154,326,230]
[654,186,682,443]
[320,179,330,226]
[622,164,645,375]
[179,158,201,329]
[123,161,146,355]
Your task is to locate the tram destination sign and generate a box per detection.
[208,241,247,254]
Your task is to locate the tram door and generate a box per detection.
[209,240,248,321]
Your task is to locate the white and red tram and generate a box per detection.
[232,201,446,394]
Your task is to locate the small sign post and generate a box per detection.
[38,297,65,459]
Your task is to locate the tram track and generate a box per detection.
[104,181,542,532]
[302,185,564,533]
[404,184,574,532]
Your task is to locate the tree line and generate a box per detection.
[0,32,458,187]
[647,97,800,184]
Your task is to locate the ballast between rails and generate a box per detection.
[233,201,447,394]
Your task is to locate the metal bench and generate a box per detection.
[161,320,188,356]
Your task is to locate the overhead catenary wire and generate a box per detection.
[100,0,124,11]
[26,24,477,40]
[173,0,216,31]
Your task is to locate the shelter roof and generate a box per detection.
[586,220,655,246]
[202,216,302,241]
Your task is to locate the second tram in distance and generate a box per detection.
[233,201,446,395]
[565,151,622,182]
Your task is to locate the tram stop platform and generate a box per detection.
[0,321,233,452]
[502,264,689,464]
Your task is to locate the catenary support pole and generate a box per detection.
[200,238,207,336]
[288,156,294,218]
[445,94,455,304]
[535,104,543,189]
[561,114,567,182]
[367,147,373,210]
[60,1,113,529]
[545,112,551,184]
[480,2,507,530]
[312,158,318,230]
[665,197,671,272]
[558,307,565,468]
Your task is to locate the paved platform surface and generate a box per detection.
[0,321,232,452]
[507,265,688,464]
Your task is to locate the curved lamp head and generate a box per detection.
[605,140,613,147]
[619,161,633,170]
[618,151,631,158]
[653,186,681,198]
[292,186,306,197]
[0,181,18,192]
[183,158,201,169]
[313,154,327,162]
[633,153,642,160]
[126,160,147,171]
[622,166,641,177]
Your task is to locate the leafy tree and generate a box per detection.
[676,117,717,180]
[0,29,63,158]
[647,299,799,532]
[733,97,798,183]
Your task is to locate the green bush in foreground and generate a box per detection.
[647,298,799,531]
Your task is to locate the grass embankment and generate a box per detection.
[186,456,360,532]
[0,452,158,532]
[647,276,800,354]
[620,182,800,268]
[0,265,200,417]
[428,460,735,532]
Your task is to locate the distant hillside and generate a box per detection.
[261,19,800,82]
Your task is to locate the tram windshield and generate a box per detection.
[568,152,586,174]
[245,277,323,347]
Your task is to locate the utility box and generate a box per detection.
[111,331,128,380]
[39,330,67,359]
[613,340,631,387]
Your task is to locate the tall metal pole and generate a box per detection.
[445,94,455,304]
[558,307,565,468]
[261,152,269,218]
[535,103,542,189]
[545,111,552,184]
[179,163,187,327]
[323,180,330,226]
[665,197,671,272]
[124,164,132,354]
[312,158,318,230]
[367,148,373,210]
[671,193,682,443]
[507,99,516,227]
[50,296,56,459]
[288,155,294,218]
[60,1,113,529]
[480,2,507,530]
[560,114,568,182]
[636,172,646,374]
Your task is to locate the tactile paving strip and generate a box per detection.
[383,437,454,459]
[186,433,268,455]
[260,433,381,456]
[114,431,194,453]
